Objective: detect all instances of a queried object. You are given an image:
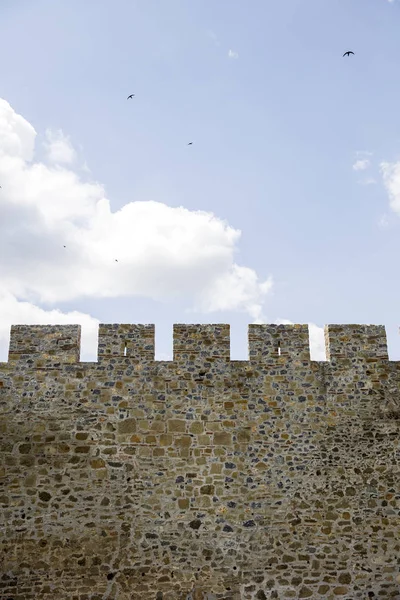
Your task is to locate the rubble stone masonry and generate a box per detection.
[0,323,400,599]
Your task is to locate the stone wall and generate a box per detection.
[0,323,400,599]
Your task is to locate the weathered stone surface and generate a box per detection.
[118,417,137,433]
[1,322,400,599]
[213,431,232,445]
[167,419,186,433]
[90,458,105,469]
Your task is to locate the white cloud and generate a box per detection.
[44,129,76,164]
[81,160,91,174]
[190,267,273,321]
[381,160,400,215]
[378,214,389,228]
[228,49,239,59]
[274,319,326,361]
[0,98,273,355]
[0,99,35,161]
[353,159,370,171]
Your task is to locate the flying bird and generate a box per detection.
[188,142,193,145]
[127,94,135,99]
[115,259,118,262]
[343,51,354,57]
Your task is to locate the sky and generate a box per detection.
[0,0,400,362]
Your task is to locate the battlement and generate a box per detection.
[3,322,392,367]
[1,321,400,599]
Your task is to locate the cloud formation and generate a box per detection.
[378,214,389,229]
[381,160,400,216]
[0,98,273,359]
[353,159,370,171]
[44,129,76,164]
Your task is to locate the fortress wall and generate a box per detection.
[0,323,399,599]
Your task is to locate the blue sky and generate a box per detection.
[0,0,399,361]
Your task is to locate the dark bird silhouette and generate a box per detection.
[188,142,193,145]
[63,245,66,248]
[115,259,118,262]
[127,94,135,99]
[343,51,354,57]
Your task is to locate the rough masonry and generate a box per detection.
[0,323,400,599]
